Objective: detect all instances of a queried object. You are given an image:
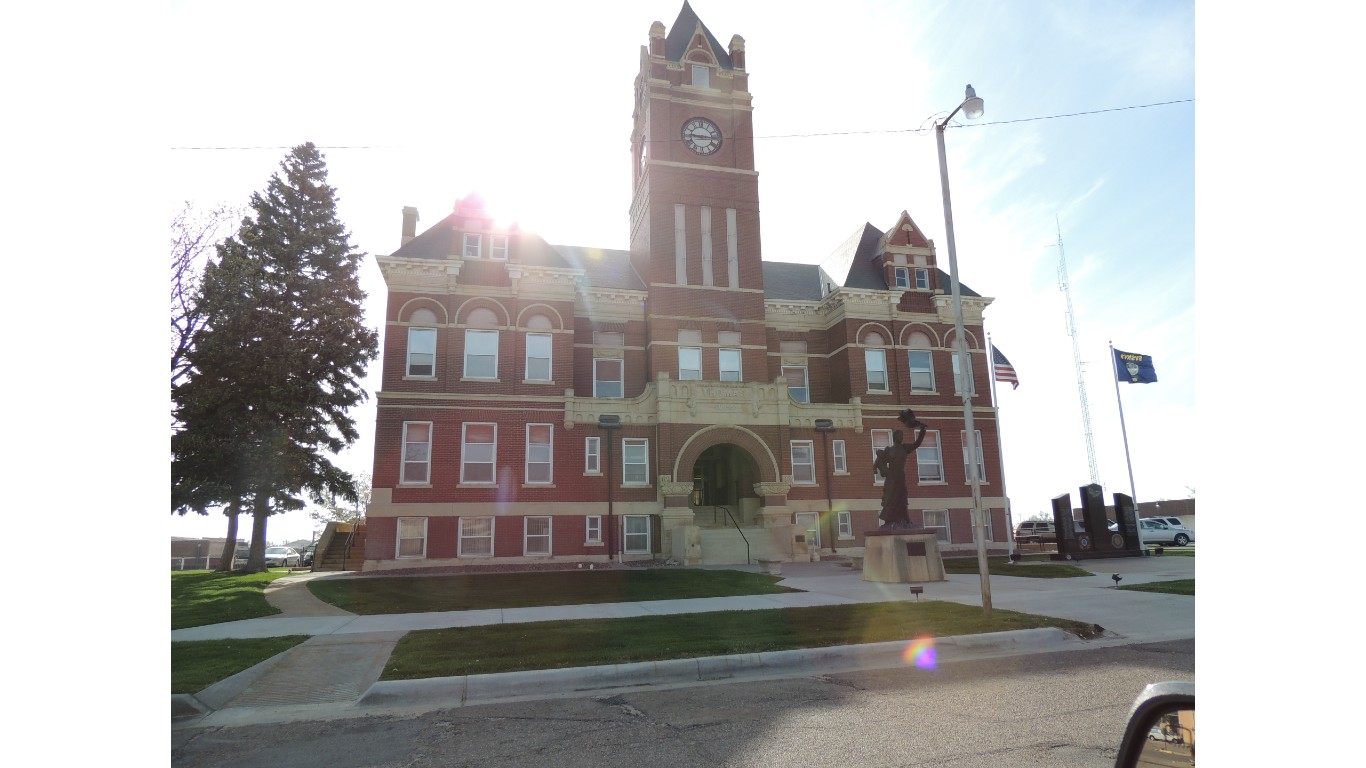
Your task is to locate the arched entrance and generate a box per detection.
[689,443,762,527]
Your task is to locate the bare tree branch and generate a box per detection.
[171,200,242,388]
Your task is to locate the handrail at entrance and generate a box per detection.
[713,505,750,565]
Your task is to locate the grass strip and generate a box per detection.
[171,570,289,629]
[942,555,1091,578]
[382,601,1096,680]
[308,569,799,615]
[172,636,309,693]
[1118,578,1194,595]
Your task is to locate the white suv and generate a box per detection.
[1138,518,1195,546]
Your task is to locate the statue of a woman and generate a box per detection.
[873,409,928,529]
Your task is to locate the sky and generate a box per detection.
[166,0,1195,546]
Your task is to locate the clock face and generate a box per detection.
[682,118,722,155]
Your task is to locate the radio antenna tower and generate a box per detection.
[1056,219,1100,483]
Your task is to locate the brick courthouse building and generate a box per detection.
[362,2,1008,570]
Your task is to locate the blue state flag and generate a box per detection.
[1114,349,1157,383]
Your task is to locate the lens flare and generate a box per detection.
[902,635,937,669]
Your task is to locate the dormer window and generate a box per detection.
[915,268,930,289]
[490,235,508,260]
[691,64,710,89]
[463,233,482,259]
[893,266,910,289]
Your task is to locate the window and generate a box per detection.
[679,346,701,380]
[524,516,551,556]
[525,333,552,381]
[908,350,935,393]
[833,439,847,474]
[461,423,496,484]
[864,343,888,393]
[837,510,853,539]
[586,515,602,544]
[951,352,976,395]
[917,430,944,483]
[464,329,499,379]
[961,429,986,484]
[871,429,892,484]
[782,365,809,403]
[915,268,930,289]
[975,508,994,541]
[923,509,950,542]
[691,64,710,89]
[893,266,910,288]
[401,422,432,484]
[526,424,553,484]
[624,515,651,554]
[585,436,601,474]
[396,517,427,558]
[490,235,508,260]
[791,440,815,485]
[594,358,623,397]
[719,348,742,381]
[459,516,494,556]
[406,327,436,377]
[623,438,649,485]
[463,233,482,259]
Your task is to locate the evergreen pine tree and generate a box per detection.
[172,143,378,572]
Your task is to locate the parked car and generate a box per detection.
[1108,519,1195,546]
[264,546,301,568]
[1014,519,1086,544]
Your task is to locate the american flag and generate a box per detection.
[992,345,1019,389]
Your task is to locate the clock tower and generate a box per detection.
[629,2,766,383]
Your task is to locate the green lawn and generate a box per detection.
[383,601,1098,679]
[307,569,800,614]
[1118,578,1195,595]
[943,554,1092,578]
[172,636,309,693]
[171,570,289,629]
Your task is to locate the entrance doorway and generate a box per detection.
[690,444,760,527]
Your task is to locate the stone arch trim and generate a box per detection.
[396,297,449,325]
[515,303,566,330]
[944,328,982,350]
[673,425,780,485]
[898,322,940,348]
[454,297,510,327]
[856,321,893,347]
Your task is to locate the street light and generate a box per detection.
[936,83,992,617]
[814,418,837,554]
[598,414,622,561]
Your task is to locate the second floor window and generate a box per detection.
[406,327,436,377]
[594,358,623,398]
[833,439,847,474]
[526,424,553,484]
[679,346,702,380]
[401,422,431,484]
[719,348,742,382]
[908,350,934,392]
[623,438,649,485]
[791,440,815,485]
[525,333,552,381]
[461,423,496,484]
[865,348,888,392]
[917,430,944,483]
[464,330,498,379]
[783,365,809,403]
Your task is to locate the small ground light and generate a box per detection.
[909,585,924,600]
[1112,574,1122,587]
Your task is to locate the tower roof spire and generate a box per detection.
[665,1,733,69]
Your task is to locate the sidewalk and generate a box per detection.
[172,554,1194,727]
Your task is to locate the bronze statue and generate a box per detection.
[873,409,928,529]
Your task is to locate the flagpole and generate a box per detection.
[988,334,1015,560]
[1109,340,1138,501]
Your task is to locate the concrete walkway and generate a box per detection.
[173,554,1195,728]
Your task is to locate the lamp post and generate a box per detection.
[935,84,993,617]
[814,418,837,554]
[598,415,622,561]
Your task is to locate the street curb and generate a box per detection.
[357,627,1083,709]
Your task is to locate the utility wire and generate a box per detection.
[170,98,1192,150]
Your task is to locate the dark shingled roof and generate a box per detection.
[761,262,825,301]
[818,221,981,297]
[666,1,733,69]
[552,245,646,291]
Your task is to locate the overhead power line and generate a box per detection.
[170,98,1193,150]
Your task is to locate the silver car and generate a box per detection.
[263,546,301,568]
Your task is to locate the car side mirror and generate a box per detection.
[1115,681,1194,767]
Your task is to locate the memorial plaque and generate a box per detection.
[905,541,926,556]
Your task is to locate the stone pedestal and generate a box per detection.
[862,532,946,583]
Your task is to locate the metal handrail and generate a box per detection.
[714,506,750,565]
[341,523,360,571]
